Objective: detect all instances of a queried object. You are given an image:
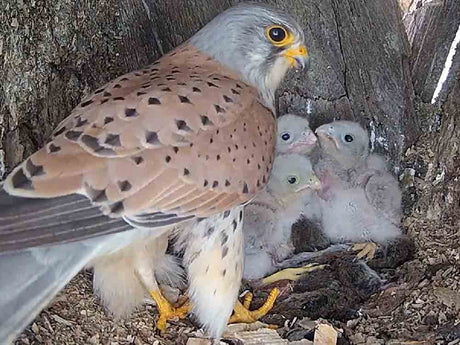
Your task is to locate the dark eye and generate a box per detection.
[281,132,291,141]
[287,176,297,184]
[267,26,289,45]
[344,134,353,142]
[269,27,286,42]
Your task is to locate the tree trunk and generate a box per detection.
[0,0,416,178]
[402,0,460,222]
[2,0,459,343]
[277,0,418,166]
[403,0,459,103]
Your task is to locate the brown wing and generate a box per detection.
[4,44,276,220]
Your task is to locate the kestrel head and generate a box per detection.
[190,3,308,106]
[315,121,370,167]
[268,154,321,201]
[276,114,317,154]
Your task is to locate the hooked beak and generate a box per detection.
[295,175,322,193]
[300,131,317,146]
[286,131,317,154]
[284,44,309,70]
[315,126,340,149]
[309,175,322,191]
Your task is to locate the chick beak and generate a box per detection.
[295,175,321,193]
[310,175,322,191]
[315,125,330,136]
[315,126,340,149]
[301,131,317,145]
[284,44,309,70]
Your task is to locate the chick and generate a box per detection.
[276,114,317,155]
[313,120,402,259]
[243,153,321,280]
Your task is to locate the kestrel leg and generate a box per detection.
[261,263,328,286]
[227,263,327,324]
[352,242,377,260]
[182,207,245,339]
[229,288,280,324]
[135,236,190,333]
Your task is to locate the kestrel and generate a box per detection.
[276,114,317,154]
[274,119,402,260]
[0,3,308,342]
[308,121,402,259]
[243,153,321,280]
[231,154,322,324]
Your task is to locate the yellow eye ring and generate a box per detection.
[266,25,293,47]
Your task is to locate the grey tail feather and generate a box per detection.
[0,242,100,344]
[0,186,131,253]
[123,212,195,229]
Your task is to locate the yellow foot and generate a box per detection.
[261,263,328,286]
[352,242,377,260]
[229,288,280,324]
[149,290,191,333]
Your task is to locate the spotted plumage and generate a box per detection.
[0,3,308,343]
[5,46,274,221]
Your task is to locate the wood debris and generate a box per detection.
[313,324,337,345]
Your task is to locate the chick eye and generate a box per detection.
[287,176,298,184]
[344,134,354,142]
[281,132,291,141]
[266,25,289,45]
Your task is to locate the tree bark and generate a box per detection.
[402,0,460,223]
[403,0,460,103]
[3,1,458,343]
[0,0,416,179]
[277,0,418,166]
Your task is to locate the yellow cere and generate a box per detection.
[283,45,308,67]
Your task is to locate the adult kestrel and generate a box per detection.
[0,3,308,342]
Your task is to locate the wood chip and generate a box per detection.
[224,322,314,344]
[88,334,99,344]
[186,338,225,345]
[31,323,39,334]
[235,328,288,344]
[433,287,460,310]
[313,324,337,345]
[224,322,289,344]
[224,321,269,335]
[50,314,74,326]
[43,315,54,333]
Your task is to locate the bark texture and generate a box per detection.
[403,0,460,103]
[4,1,459,343]
[0,0,416,179]
[277,0,418,165]
[401,0,459,222]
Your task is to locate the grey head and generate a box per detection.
[276,114,317,154]
[267,154,321,200]
[190,3,308,107]
[315,120,370,168]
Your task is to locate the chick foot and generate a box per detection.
[229,288,280,324]
[352,242,377,260]
[149,290,191,333]
[261,263,327,286]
